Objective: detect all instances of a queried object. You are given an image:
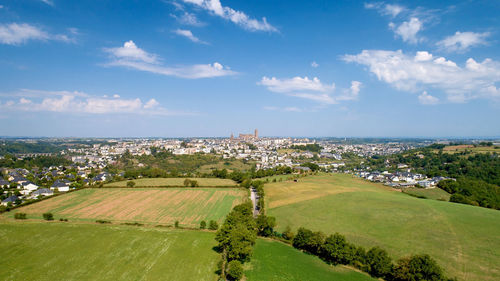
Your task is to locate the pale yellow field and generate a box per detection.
[265,174,395,208]
[105,177,237,187]
[11,188,246,227]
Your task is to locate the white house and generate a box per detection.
[21,181,39,192]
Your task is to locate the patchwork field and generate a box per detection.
[403,187,451,201]
[10,188,245,227]
[0,222,219,281]
[265,174,500,281]
[245,239,375,281]
[105,177,237,187]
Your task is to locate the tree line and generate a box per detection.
[287,227,454,281]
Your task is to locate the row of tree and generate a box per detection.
[215,202,256,281]
[290,227,453,281]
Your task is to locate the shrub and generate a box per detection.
[226,260,243,281]
[391,254,446,281]
[14,213,27,220]
[282,225,294,241]
[366,246,392,278]
[42,212,54,221]
[174,220,179,228]
[209,220,219,230]
[126,181,136,187]
[96,219,111,224]
[200,220,207,229]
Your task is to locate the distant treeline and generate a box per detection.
[365,144,500,210]
[291,143,322,153]
[0,142,62,155]
[0,155,72,169]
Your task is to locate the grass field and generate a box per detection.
[197,159,254,174]
[105,177,237,187]
[265,174,500,281]
[245,239,375,281]
[0,222,219,281]
[440,145,499,154]
[403,187,451,201]
[9,188,245,227]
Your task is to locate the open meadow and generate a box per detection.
[440,145,499,154]
[403,187,451,201]
[105,177,237,187]
[0,222,219,281]
[265,174,500,281]
[8,188,245,227]
[245,238,375,281]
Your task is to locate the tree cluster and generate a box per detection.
[215,202,256,280]
[290,227,452,281]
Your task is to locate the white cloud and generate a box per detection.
[390,17,422,43]
[259,76,361,105]
[0,23,49,45]
[338,81,362,101]
[365,2,406,18]
[437,31,489,52]
[311,61,319,68]
[173,29,206,44]
[0,5,4,9]
[343,49,500,102]
[104,40,235,79]
[0,23,75,45]
[104,40,158,64]
[171,12,205,26]
[418,91,439,105]
[40,0,54,6]
[259,76,335,93]
[263,106,303,112]
[181,0,277,32]
[0,90,188,116]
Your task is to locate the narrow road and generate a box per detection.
[250,186,260,217]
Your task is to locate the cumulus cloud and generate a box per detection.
[180,0,277,32]
[0,89,187,116]
[418,91,439,105]
[311,61,319,68]
[437,31,490,52]
[343,49,500,102]
[389,17,422,44]
[173,29,207,44]
[259,76,361,105]
[0,23,75,45]
[103,40,235,79]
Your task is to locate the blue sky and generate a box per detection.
[0,0,499,137]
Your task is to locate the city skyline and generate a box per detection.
[0,0,499,137]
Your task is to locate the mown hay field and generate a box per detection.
[105,177,237,187]
[0,222,219,281]
[9,188,246,227]
[265,173,500,281]
[245,238,375,281]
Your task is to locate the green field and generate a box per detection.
[438,145,499,154]
[105,177,237,187]
[265,174,500,281]
[0,222,219,281]
[8,188,245,227]
[245,239,375,281]
[403,187,451,201]
[197,159,254,174]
